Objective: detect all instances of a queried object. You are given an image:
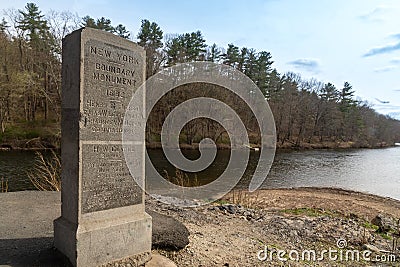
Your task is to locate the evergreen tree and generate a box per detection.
[185,31,207,61]
[81,15,97,28]
[82,16,115,33]
[339,81,356,111]
[223,43,239,67]
[95,17,114,32]
[254,51,273,95]
[266,69,284,100]
[244,48,257,79]
[237,47,248,72]
[137,19,163,78]
[206,43,222,63]
[114,24,130,39]
[82,16,131,40]
[0,18,8,34]
[165,30,206,65]
[17,3,50,46]
[320,82,339,102]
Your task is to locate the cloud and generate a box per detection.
[363,42,400,57]
[373,65,397,73]
[358,7,386,22]
[288,58,320,73]
[373,104,400,119]
[390,58,400,64]
[390,33,400,40]
[387,111,400,120]
[363,33,400,57]
[388,112,400,120]
[373,104,400,111]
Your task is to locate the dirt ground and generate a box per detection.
[148,187,400,267]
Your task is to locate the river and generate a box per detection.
[1,148,399,200]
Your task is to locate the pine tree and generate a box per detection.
[82,16,116,33]
[206,43,222,63]
[244,48,257,79]
[223,44,239,67]
[254,51,273,95]
[339,81,356,111]
[114,24,130,39]
[320,82,339,102]
[0,18,8,34]
[237,47,248,72]
[82,16,97,28]
[165,30,206,65]
[17,3,50,46]
[137,19,163,78]
[95,17,114,32]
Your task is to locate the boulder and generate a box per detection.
[146,210,190,251]
[371,214,394,233]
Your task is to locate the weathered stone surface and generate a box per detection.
[54,27,150,267]
[146,210,189,250]
[81,143,142,213]
[145,254,177,267]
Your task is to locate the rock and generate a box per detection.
[348,213,359,221]
[226,205,236,214]
[146,209,190,250]
[371,214,394,233]
[217,204,237,214]
[145,254,177,267]
[149,194,201,207]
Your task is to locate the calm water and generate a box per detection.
[266,147,400,200]
[0,150,39,191]
[1,148,399,200]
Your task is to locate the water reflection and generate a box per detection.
[1,147,399,200]
[266,148,400,200]
[0,151,38,191]
[148,147,400,200]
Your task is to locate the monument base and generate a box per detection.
[54,211,152,267]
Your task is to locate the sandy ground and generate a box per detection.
[1,188,400,266]
[148,187,400,267]
[230,187,400,220]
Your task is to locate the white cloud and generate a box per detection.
[287,58,320,74]
[358,6,388,22]
[373,65,398,73]
[364,42,400,57]
[390,58,400,64]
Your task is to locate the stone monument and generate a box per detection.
[54,27,151,266]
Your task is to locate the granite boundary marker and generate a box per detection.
[54,27,151,267]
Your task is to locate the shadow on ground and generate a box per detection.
[0,237,71,267]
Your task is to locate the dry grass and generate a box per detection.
[28,150,61,191]
[1,177,8,192]
[164,168,200,187]
[164,169,201,200]
[225,189,261,209]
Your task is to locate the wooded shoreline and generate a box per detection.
[1,3,400,155]
[0,138,396,151]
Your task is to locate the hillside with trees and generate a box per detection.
[0,3,399,149]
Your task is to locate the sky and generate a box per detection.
[1,0,400,118]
